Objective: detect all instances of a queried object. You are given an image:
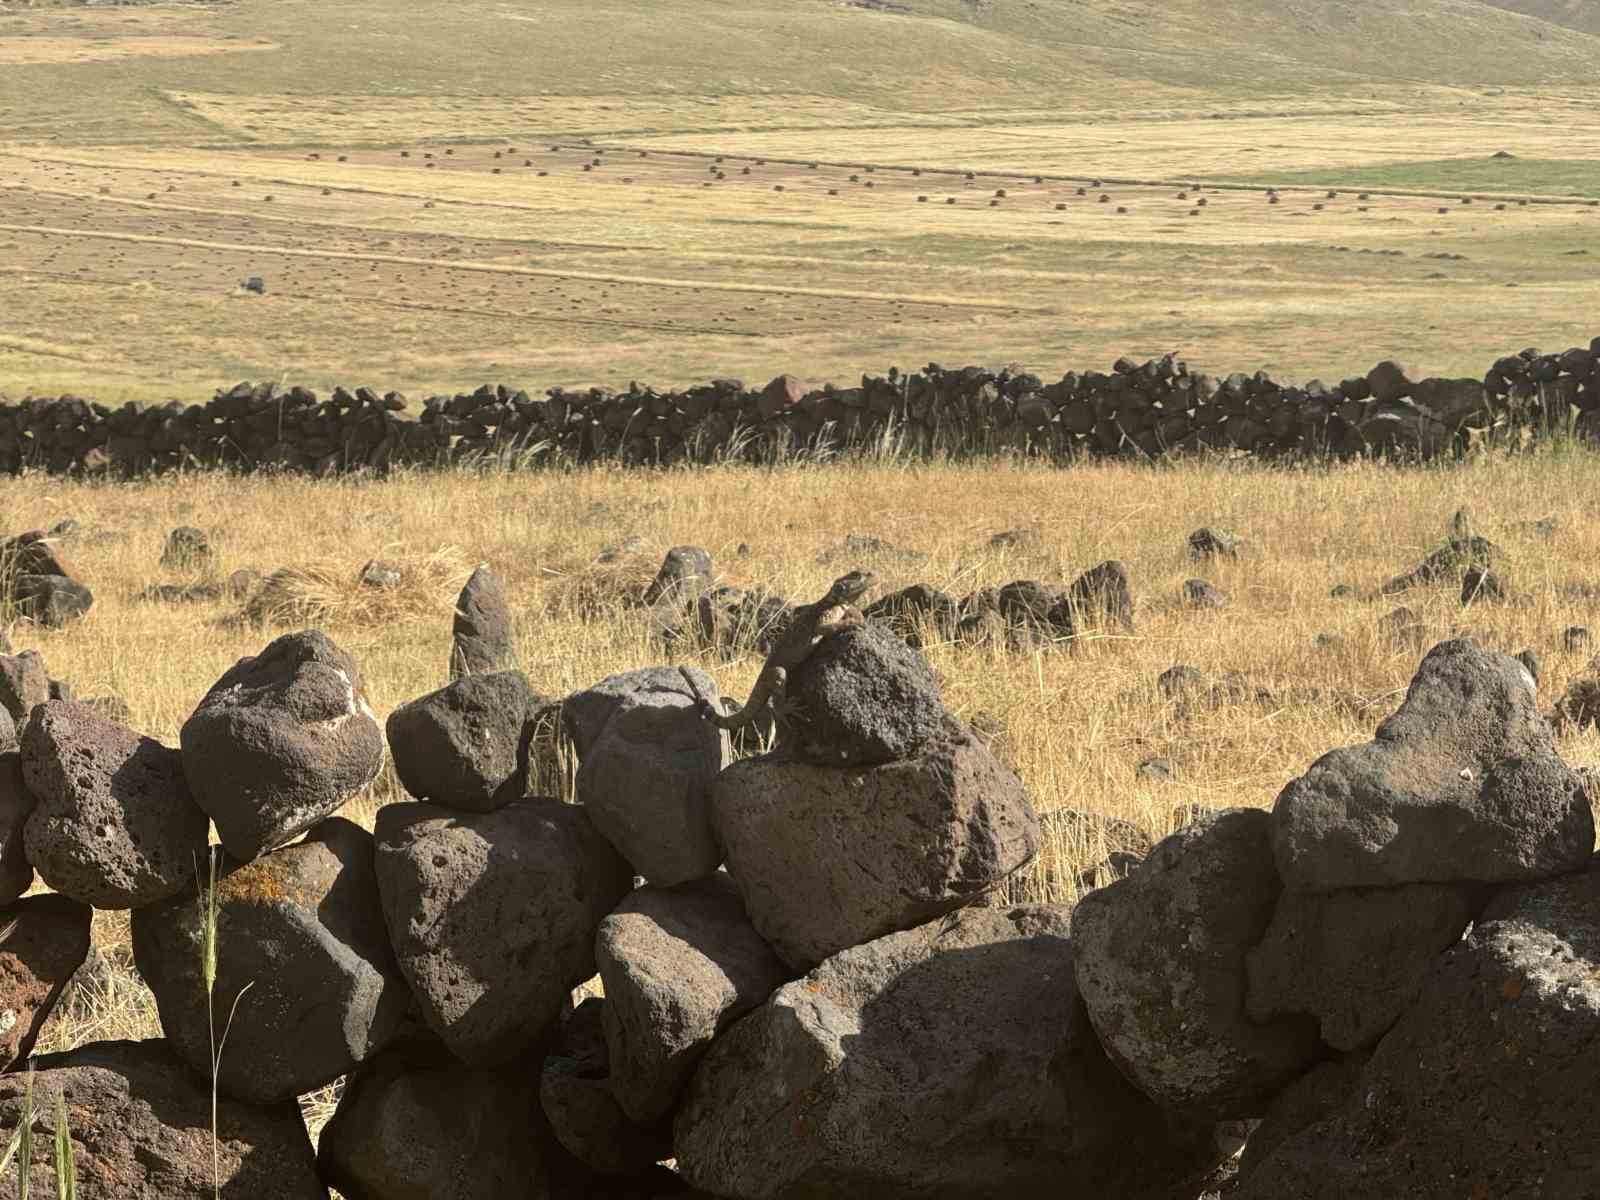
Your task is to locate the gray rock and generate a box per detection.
[1562,625,1592,652]
[374,798,632,1065]
[1188,527,1241,559]
[1244,883,1479,1051]
[0,1039,325,1198]
[387,670,540,811]
[642,546,713,608]
[863,583,958,648]
[181,629,385,861]
[356,558,403,590]
[1460,564,1506,604]
[596,874,790,1122]
[1183,578,1229,609]
[22,701,207,908]
[712,720,1040,970]
[562,666,717,761]
[576,676,727,886]
[1237,858,1600,1198]
[0,893,91,1071]
[1067,559,1135,631]
[0,752,34,904]
[1072,808,1322,1119]
[1515,647,1541,685]
[1237,1056,1366,1184]
[12,574,93,627]
[1037,807,1155,896]
[1377,605,1427,649]
[160,526,211,569]
[541,997,672,1174]
[318,1038,559,1200]
[451,564,518,679]
[675,904,1222,1199]
[132,817,409,1103]
[0,650,49,724]
[783,623,945,766]
[1273,639,1593,889]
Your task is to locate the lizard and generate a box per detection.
[679,568,876,736]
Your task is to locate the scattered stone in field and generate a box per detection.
[642,545,713,608]
[1236,859,1600,1198]
[12,574,93,627]
[712,720,1039,970]
[1515,648,1541,685]
[1274,640,1593,889]
[225,566,261,599]
[1329,583,1354,598]
[1067,559,1135,631]
[596,874,790,1123]
[0,1040,325,1198]
[1460,564,1506,604]
[181,629,384,861]
[1158,664,1209,699]
[132,817,409,1103]
[1189,527,1241,559]
[1381,532,1500,594]
[450,563,518,679]
[988,526,1042,550]
[1563,625,1591,651]
[0,752,34,903]
[817,532,924,566]
[0,893,90,1071]
[1244,882,1480,1051]
[0,650,49,724]
[22,701,207,908]
[1072,808,1322,1119]
[864,583,958,648]
[2,530,76,580]
[1138,756,1177,783]
[675,904,1222,1198]
[357,558,403,589]
[541,997,673,1174]
[1314,632,1345,651]
[994,578,1072,642]
[159,526,211,569]
[1183,578,1229,609]
[783,622,945,766]
[387,670,540,812]
[374,798,631,1064]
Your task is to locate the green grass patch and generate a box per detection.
[1217,157,1600,198]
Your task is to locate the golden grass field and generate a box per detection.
[3,0,1600,1177]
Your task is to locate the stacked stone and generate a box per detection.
[3,334,1597,476]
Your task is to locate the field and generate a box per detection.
[4,0,1600,1179]
[2,0,1599,401]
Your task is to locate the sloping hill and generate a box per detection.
[1477,0,1600,34]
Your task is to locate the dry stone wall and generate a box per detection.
[4,336,1598,476]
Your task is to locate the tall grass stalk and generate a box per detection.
[198,846,254,1200]
[51,1090,73,1200]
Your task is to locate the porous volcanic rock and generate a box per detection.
[596,874,790,1122]
[675,904,1222,1199]
[0,752,34,904]
[1273,639,1593,889]
[22,701,207,908]
[386,669,540,811]
[374,798,632,1065]
[782,623,945,766]
[181,629,385,861]
[450,564,518,679]
[712,720,1039,970]
[132,817,409,1103]
[540,997,673,1174]
[1071,808,1322,1119]
[0,893,91,1071]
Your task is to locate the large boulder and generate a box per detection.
[540,997,672,1174]
[0,650,49,724]
[713,721,1040,970]
[1273,640,1593,890]
[1237,858,1600,1198]
[0,894,91,1071]
[675,904,1222,1199]
[1244,882,1479,1051]
[561,666,717,760]
[575,673,727,886]
[22,701,207,908]
[374,798,632,1065]
[132,817,409,1103]
[12,575,93,627]
[1071,808,1322,1119]
[181,630,385,861]
[782,623,945,766]
[386,670,540,812]
[0,752,35,904]
[1067,559,1135,631]
[596,874,790,1122]
[0,1039,325,1198]
[318,1036,561,1200]
[450,564,518,679]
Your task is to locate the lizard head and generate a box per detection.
[824,569,876,605]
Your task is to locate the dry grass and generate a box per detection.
[16,452,1600,1142]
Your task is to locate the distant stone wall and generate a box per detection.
[3,337,1596,475]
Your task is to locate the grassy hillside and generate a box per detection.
[1480,0,1600,34]
[3,0,1600,147]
